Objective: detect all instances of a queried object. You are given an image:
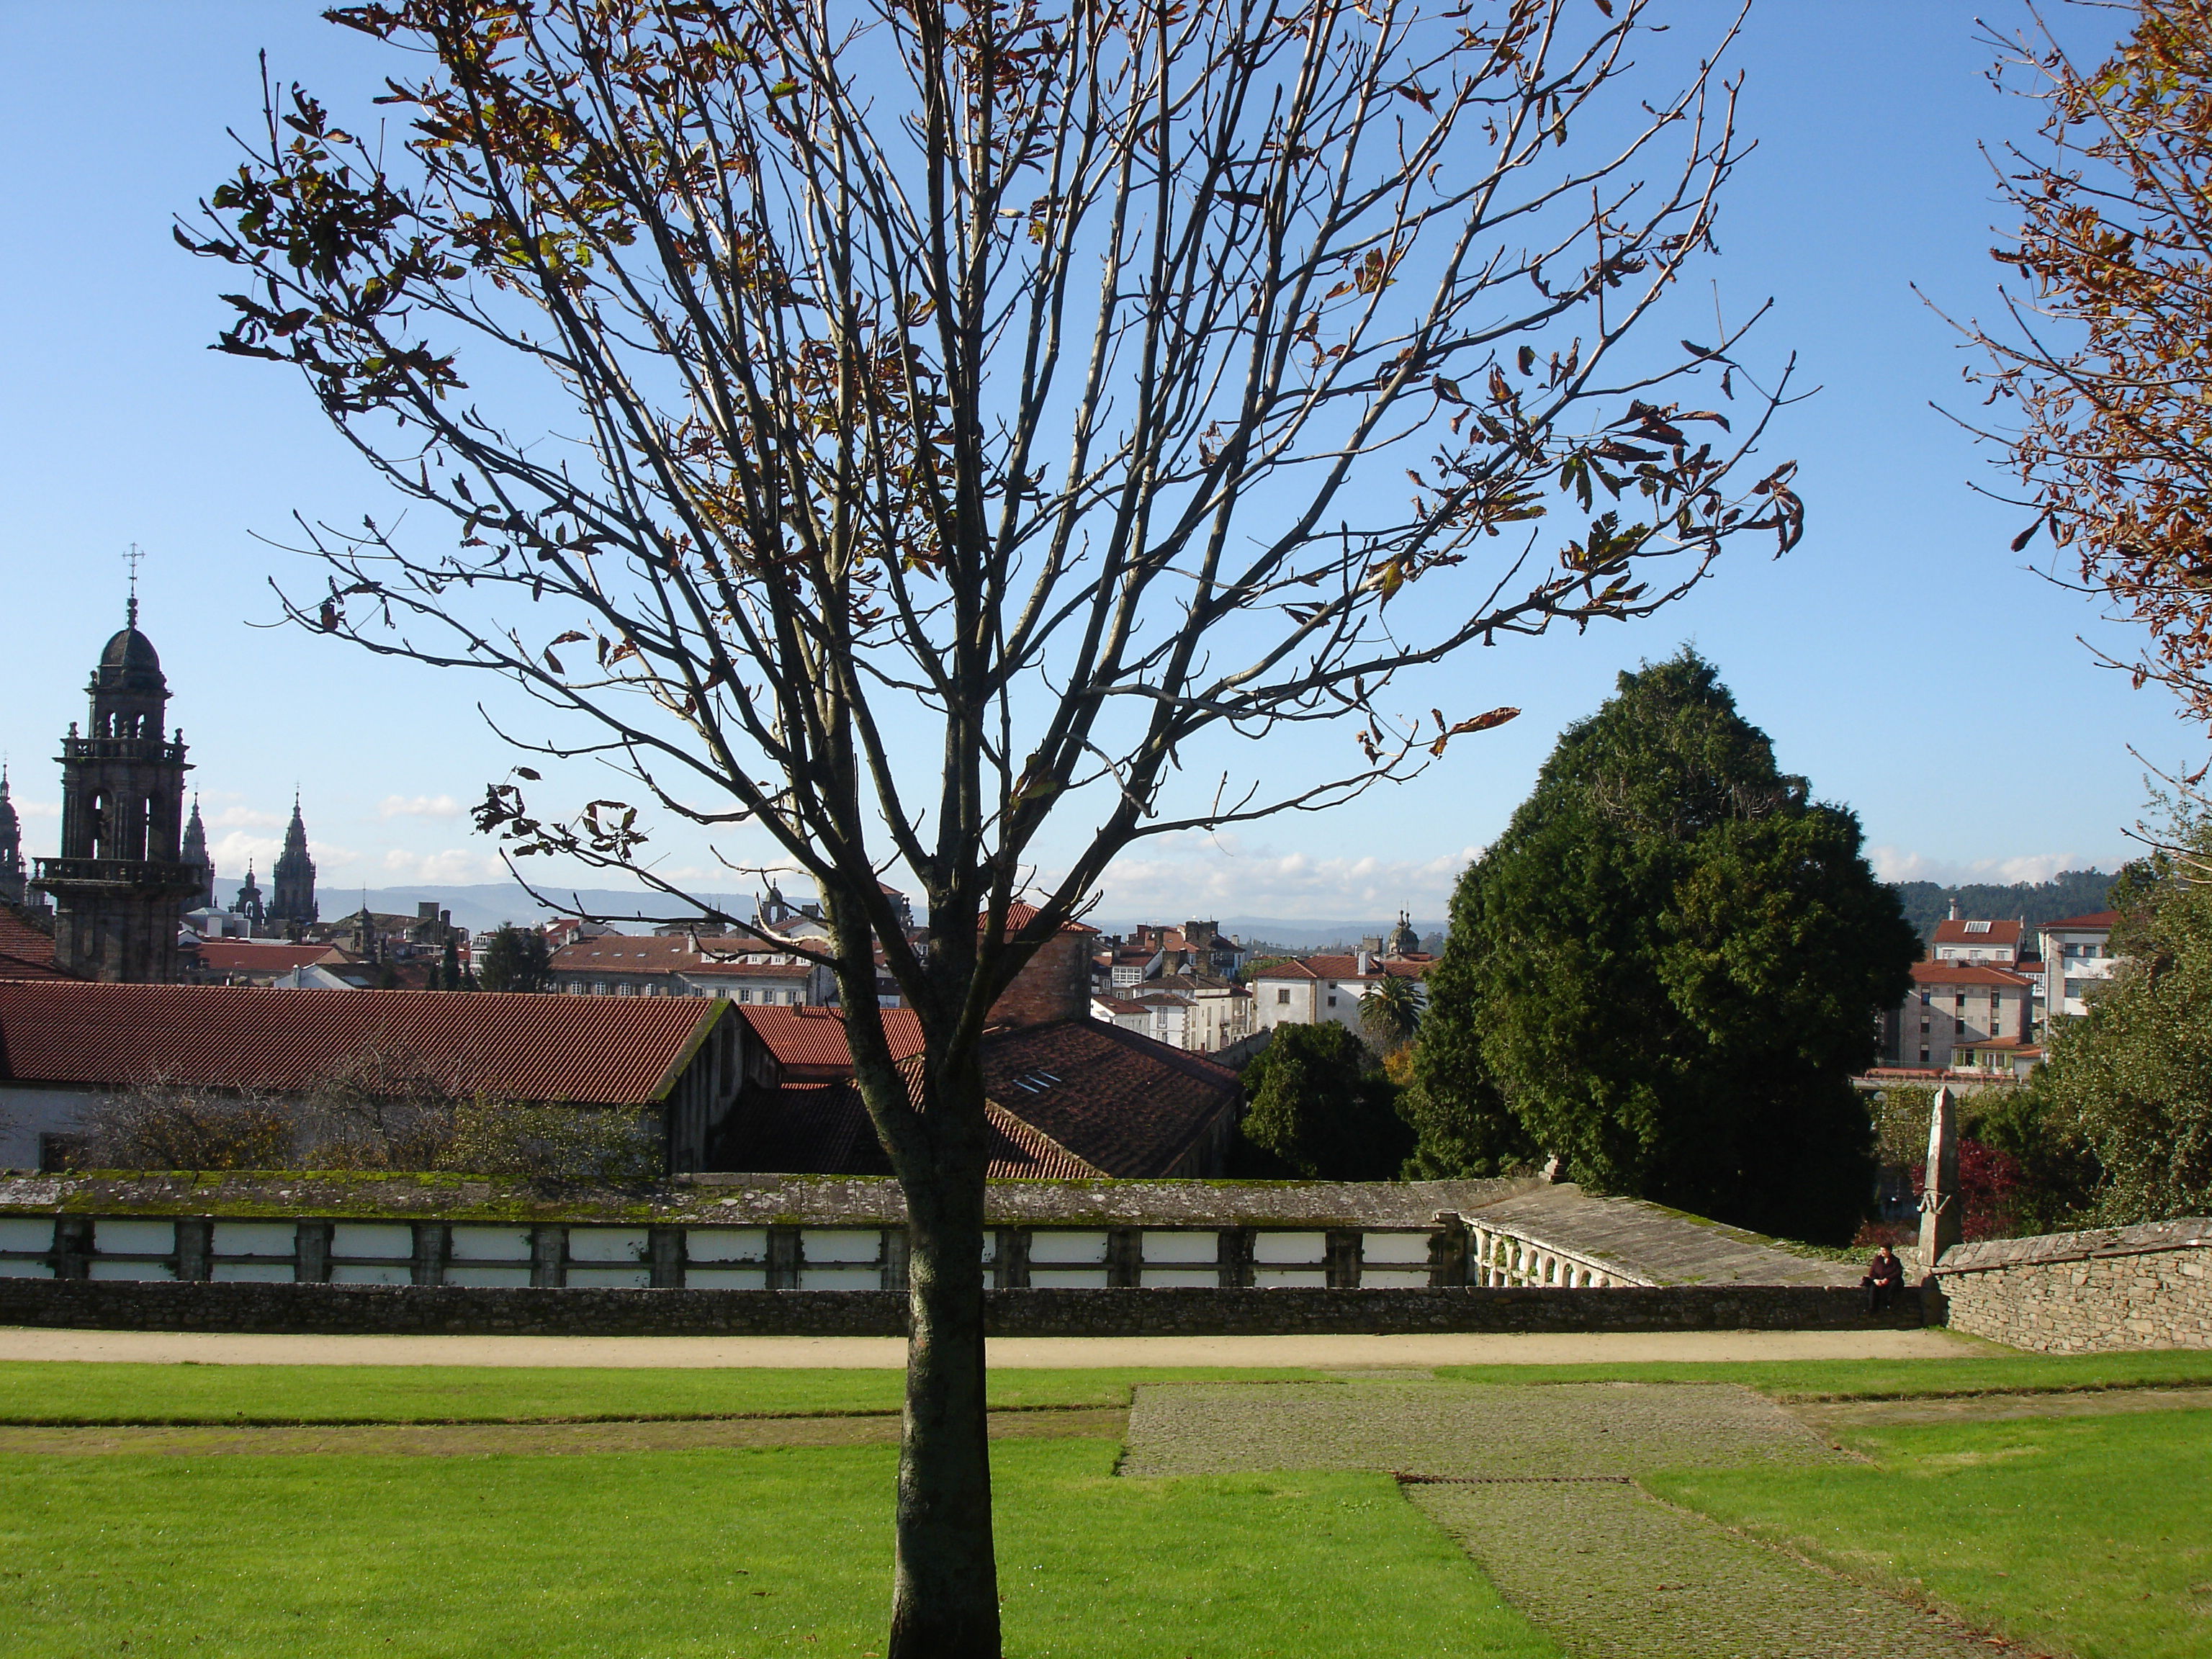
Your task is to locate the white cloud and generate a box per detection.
[1869,846,2090,886]
[207,805,284,830]
[8,798,58,820]
[379,793,464,820]
[210,830,281,870]
[378,847,507,884]
[1084,835,1484,920]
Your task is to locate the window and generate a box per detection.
[737,987,752,1003]
[1954,993,1967,1008]
[1275,988,1290,1004]
[1954,1017,1966,1035]
[1919,1018,1930,1033]
[1918,990,1930,1006]
[1326,995,1337,1008]
[1919,1048,1930,1064]
[1964,920,1991,935]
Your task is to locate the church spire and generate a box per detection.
[181,793,215,911]
[0,763,24,907]
[268,793,318,933]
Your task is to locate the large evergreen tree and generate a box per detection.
[1411,652,1917,1242]
[477,924,552,995]
[2033,813,2212,1224]
[1238,1024,1411,1181]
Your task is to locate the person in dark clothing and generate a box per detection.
[1863,1244,1906,1313]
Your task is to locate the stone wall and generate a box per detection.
[0,1277,1925,1339]
[1930,1218,2211,1353]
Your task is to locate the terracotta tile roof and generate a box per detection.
[980,1019,1238,1177]
[190,940,347,974]
[734,1004,925,1073]
[2044,910,2119,931]
[1932,918,2023,948]
[1910,962,2035,988]
[1250,953,1433,983]
[993,902,1099,936]
[721,1076,1100,1179]
[0,906,74,981]
[0,980,721,1105]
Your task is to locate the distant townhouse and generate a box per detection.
[1930,913,2026,964]
[2038,910,2121,1020]
[549,931,834,1004]
[1881,959,2039,1078]
[1251,947,1434,1038]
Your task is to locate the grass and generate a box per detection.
[14,1348,2212,1426]
[0,1438,1560,1658]
[0,1362,1324,1425]
[1434,1347,2212,1400]
[1646,1408,2212,1659]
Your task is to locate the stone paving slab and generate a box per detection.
[1409,1481,1996,1659]
[1118,1381,1846,1478]
[1788,1385,2212,1434]
[1119,1381,2020,1658]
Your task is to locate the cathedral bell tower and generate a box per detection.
[32,601,201,981]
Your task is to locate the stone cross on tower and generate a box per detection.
[1917,1084,1962,1264]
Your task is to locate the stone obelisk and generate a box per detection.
[1917,1084,1962,1264]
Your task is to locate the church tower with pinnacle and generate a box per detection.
[0,767,27,907]
[268,796,318,933]
[0,767,25,907]
[32,595,201,981]
[181,796,216,911]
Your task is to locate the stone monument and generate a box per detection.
[1917,1084,1962,1264]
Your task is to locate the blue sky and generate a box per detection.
[0,3,2190,922]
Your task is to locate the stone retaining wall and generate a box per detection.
[1930,1218,2211,1353]
[0,1278,1924,1339]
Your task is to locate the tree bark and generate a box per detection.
[888,1086,999,1659]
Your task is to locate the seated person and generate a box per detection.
[1862,1242,1906,1312]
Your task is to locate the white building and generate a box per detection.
[1251,950,1432,1038]
[2038,909,2121,1020]
[1930,914,2025,964]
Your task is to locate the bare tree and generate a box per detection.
[1951,1,2212,853]
[183,2,1798,1650]
[77,1082,296,1172]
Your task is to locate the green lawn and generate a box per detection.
[11,1348,2211,1426]
[0,1362,1323,1424]
[0,1438,1559,1658]
[1435,1347,2212,1400]
[1647,1408,2212,1659]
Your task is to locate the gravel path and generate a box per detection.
[1120,1380,2011,1658]
[1409,1480,1994,1659]
[1118,1381,1845,1478]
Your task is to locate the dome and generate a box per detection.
[99,626,161,673]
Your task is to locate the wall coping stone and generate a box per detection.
[1932,1217,2212,1276]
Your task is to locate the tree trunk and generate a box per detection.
[888,1115,1000,1659]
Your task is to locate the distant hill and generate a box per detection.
[1887,870,2116,943]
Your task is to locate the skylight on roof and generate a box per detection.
[1965,921,1992,934]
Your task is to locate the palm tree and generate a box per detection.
[1359,973,1426,1055]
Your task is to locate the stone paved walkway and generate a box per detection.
[1121,1381,2008,1658]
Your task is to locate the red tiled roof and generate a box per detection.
[1932,918,2023,948]
[191,940,346,974]
[2045,910,2119,932]
[0,980,721,1105]
[1251,953,1433,982]
[980,1019,1238,1177]
[0,906,75,981]
[1910,962,2034,988]
[719,1076,1100,1179]
[734,1004,925,1073]
[992,902,1099,936]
